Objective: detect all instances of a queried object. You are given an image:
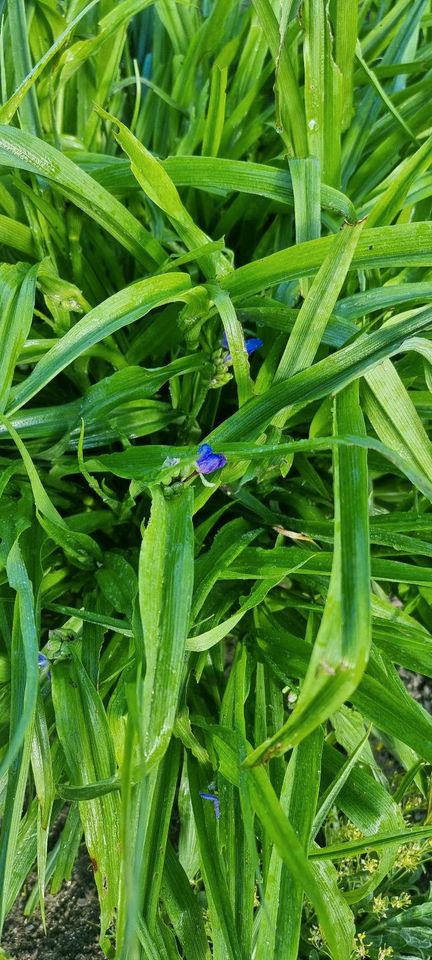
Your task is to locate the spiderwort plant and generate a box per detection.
[38,652,51,686]
[209,330,263,387]
[221,331,264,363]
[195,443,228,487]
[2,3,432,960]
[161,445,227,488]
[195,444,227,475]
[199,791,221,820]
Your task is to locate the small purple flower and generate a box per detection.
[196,443,227,475]
[38,652,51,685]
[244,337,264,356]
[199,791,220,819]
[221,332,263,362]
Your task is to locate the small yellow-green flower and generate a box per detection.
[378,947,394,960]
[372,894,390,918]
[395,842,423,871]
[390,892,412,909]
[352,932,372,958]
[308,924,324,949]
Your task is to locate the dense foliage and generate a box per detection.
[1,1,432,958]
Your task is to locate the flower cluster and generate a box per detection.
[210,329,263,387]
[362,855,379,874]
[395,842,423,871]
[308,924,324,949]
[352,932,372,958]
[390,892,411,909]
[220,331,264,362]
[162,444,228,493]
[372,894,389,919]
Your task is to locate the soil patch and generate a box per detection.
[1,849,105,960]
[400,668,432,714]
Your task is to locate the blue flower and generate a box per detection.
[199,791,220,819]
[244,337,264,355]
[196,443,227,475]
[221,332,263,362]
[38,652,51,687]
